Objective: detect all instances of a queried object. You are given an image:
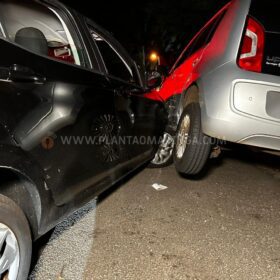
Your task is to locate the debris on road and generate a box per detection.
[152,183,168,191]
[210,146,222,159]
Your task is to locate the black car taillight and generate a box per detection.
[238,17,265,73]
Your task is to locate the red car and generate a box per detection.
[148,3,230,169]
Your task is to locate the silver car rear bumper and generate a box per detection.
[199,62,280,151]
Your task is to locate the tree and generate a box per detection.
[62,0,229,66]
[144,0,229,65]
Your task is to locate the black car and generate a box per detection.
[0,0,166,278]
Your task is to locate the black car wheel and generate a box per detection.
[0,195,32,280]
[174,103,211,176]
[149,131,175,168]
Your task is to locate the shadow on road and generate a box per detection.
[179,143,280,180]
[221,144,279,171]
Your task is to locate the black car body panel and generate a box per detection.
[0,0,166,238]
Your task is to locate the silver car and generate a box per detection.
[151,0,280,175]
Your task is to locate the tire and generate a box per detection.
[0,195,32,280]
[174,103,211,176]
[149,131,175,168]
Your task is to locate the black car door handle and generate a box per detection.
[114,88,131,98]
[9,64,46,83]
[114,86,143,98]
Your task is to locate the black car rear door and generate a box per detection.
[84,20,166,168]
[0,0,134,206]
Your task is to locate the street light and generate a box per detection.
[149,51,160,65]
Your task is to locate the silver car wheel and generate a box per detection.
[0,223,20,280]
[176,114,191,159]
[151,133,174,165]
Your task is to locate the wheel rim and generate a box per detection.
[0,223,20,280]
[176,114,191,159]
[151,133,174,165]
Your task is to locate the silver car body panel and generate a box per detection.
[194,0,280,151]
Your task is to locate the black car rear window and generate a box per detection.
[250,0,280,32]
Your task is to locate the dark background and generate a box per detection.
[62,1,229,67]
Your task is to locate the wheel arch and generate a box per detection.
[174,83,200,124]
[0,167,43,239]
[181,83,200,109]
[165,83,201,133]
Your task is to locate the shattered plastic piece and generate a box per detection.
[210,146,222,159]
[152,183,168,191]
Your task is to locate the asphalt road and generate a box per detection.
[30,149,280,280]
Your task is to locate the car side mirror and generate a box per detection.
[147,71,164,89]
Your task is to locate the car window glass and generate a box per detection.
[191,24,214,54]
[0,0,89,68]
[0,22,5,38]
[173,9,227,70]
[88,26,133,82]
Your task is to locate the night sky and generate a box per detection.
[63,0,229,66]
